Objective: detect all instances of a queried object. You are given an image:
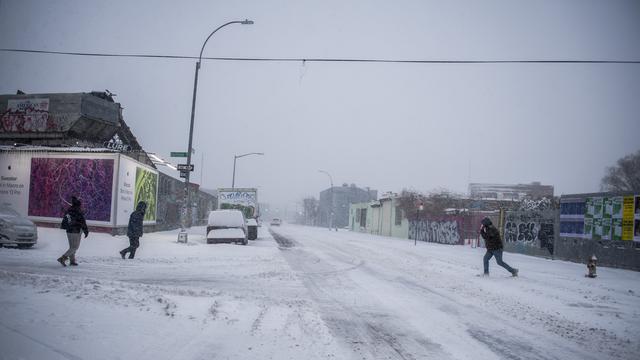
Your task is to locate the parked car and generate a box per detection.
[246,218,258,240]
[206,210,247,245]
[270,218,282,226]
[0,205,37,248]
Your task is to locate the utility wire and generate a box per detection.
[1,48,639,64]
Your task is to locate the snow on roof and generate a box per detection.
[0,145,119,153]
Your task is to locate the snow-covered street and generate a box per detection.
[1,225,639,360]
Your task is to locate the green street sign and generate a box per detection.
[170,152,188,157]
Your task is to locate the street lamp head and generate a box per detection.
[241,19,254,25]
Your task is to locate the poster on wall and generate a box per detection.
[28,157,114,223]
[134,167,157,222]
[622,196,635,241]
[0,152,31,215]
[115,155,157,226]
[634,196,640,242]
[559,199,585,238]
[612,218,623,240]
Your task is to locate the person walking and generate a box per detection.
[480,217,518,277]
[120,201,146,259]
[58,196,89,267]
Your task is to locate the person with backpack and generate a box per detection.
[119,201,147,259]
[480,217,518,277]
[58,196,89,266]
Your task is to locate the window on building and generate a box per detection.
[395,206,402,226]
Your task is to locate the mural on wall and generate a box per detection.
[504,210,555,255]
[0,98,61,132]
[134,167,157,221]
[28,158,114,222]
[409,220,461,245]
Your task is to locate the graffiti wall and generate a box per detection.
[409,217,463,245]
[0,98,60,133]
[503,210,556,255]
[28,157,114,222]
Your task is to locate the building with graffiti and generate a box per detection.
[0,91,215,234]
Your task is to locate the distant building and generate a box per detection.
[319,183,377,228]
[469,182,553,201]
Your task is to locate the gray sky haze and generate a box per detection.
[1,0,639,210]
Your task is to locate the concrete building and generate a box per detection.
[469,182,554,201]
[319,183,377,228]
[349,193,409,239]
[0,90,215,233]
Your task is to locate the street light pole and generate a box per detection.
[318,170,335,231]
[232,152,264,189]
[182,19,253,231]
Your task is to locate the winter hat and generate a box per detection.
[137,201,147,213]
[71,196,81,207]
[481,217,492,226]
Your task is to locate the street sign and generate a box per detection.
[179,170,188,178]
[170,152,188,157]
[177,164,194,171]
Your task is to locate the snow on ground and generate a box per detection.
[0,224,639,360]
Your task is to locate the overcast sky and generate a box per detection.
[1,0,639,211]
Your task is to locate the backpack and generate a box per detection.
[60,213,72,230]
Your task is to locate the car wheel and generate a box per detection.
[18,244,34,249]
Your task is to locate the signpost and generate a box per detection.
[170,152,188,157]
[179,171,188,179]
[177,164,194,172]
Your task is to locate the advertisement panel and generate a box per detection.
[28,157,114,223]
[115,155,157,226]
[0,151,32,215]
[135,167,157,222]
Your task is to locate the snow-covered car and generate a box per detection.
[270,218,282,226]
[246,218,258,240]
[0,205,38,248]
[206,210,247,245]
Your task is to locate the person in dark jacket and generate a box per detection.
[58,196,89,266]
[120,201,146,259]
[480,217,518,276]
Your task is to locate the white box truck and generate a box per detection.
[217,188,259,240]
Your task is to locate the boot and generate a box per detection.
[119,249,127,259]
[512,269,519,277]
[57,256,67,267]
[69,256,78,266]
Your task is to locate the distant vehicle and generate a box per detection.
[270,218,282,226]
[0,205,38,248]
[246,218,258,240]
[206,210,248,245]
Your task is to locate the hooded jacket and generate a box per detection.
[127,201,147,238]
[61,198,89,236]
[480,218,503,250]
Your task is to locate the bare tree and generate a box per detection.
[600,150,640,192]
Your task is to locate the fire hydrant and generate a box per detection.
[586,255,597,278]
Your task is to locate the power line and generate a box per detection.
[1,48,639,64]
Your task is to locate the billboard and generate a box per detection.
[28,157,114,222]
[115,155,157,226]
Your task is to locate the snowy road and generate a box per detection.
[0,225,638,360]
[269,226,640,360]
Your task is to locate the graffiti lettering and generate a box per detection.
[409,220,461,245]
